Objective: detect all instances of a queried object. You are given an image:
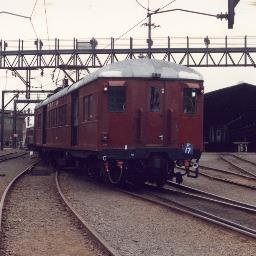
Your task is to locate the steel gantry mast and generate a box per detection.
[0,36,255,68]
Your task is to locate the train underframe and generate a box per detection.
[37,147,201,186]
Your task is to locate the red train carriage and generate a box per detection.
[33,59,204,185]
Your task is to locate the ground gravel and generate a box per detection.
[1,163,107,256]
[59,170,256,256]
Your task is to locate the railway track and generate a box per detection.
[0,162,118,256]
[219,154,256,178]
[0,162,37,232]
[0,151,28,163]
[177,164,256,190]
[166,180,256,209]
[198,165,256,189]
[56,171,119,256]
[57,168,256,255]
[120,182,256,239]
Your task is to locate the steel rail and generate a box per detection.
[119,185,256,239]
[219,154,256,178]
[145,184,256,213]
[230,154,256,166]
[0,152,28,163]
[199,171,256,190]
[118,187,256,239]
[0,151,16,158]
[200,164,256,181]
[176,166,256,189]
[0,162,38,232]
[146,189,256,235]
[165,181,256,211]
[55,171,120,256]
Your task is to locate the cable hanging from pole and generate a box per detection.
[0,0,40,38]
[43,0,50,49]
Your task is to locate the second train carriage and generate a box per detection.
[33,59,204,185]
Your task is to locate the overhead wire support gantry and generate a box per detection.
[0,36,255,69]
[0,36,255,96]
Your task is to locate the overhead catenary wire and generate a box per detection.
[0,0,39,38]
[107,0,177,48]
[43,0,50,49]
[103,16,147,49]
[31,0,39,17]
[114,16,148,42]
[136,0,177,13]
[30,19,38,38]
[136,0,150,11]
[0,11,30,19]
[157,0,176,13]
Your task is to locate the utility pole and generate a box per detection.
[147,14,152,58]
[143,11,159,59]
[228,0,240,29]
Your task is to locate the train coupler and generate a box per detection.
[186,160,199,178]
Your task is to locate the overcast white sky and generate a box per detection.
[0,0,255,97]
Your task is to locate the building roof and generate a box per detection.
[204,83,256,127]
[36,59,203,109]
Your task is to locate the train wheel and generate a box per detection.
[129,174,146,187]
[86,160,100,180]
[167,161,175,181]
[156,179,165,188]
[156,166,168,188]
[175,172,183,184]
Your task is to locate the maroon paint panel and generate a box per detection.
[34,78,204,153]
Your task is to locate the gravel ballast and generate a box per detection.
[1,164,107,256]
[59,171,256,256]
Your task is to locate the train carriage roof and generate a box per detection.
[35,59,203,109]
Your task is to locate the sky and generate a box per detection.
[0,0,255,104]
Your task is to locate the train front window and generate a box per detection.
[150,87,160,112]
[108,86,126,112]
[183,88,197,113]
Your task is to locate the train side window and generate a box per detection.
[83,95,93,120]
[63,105,67,124]
[183,88,197,113]
[108,86,126,112]
[53,108,57,127]
[150,87,160,112]
[58,105,67,126]
[38,114,42,128]
[48,110,52,128]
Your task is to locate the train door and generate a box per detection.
[42,106,47,144]
[71,91,79,146]
[146,82,165,146]
[105,82,130,147]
